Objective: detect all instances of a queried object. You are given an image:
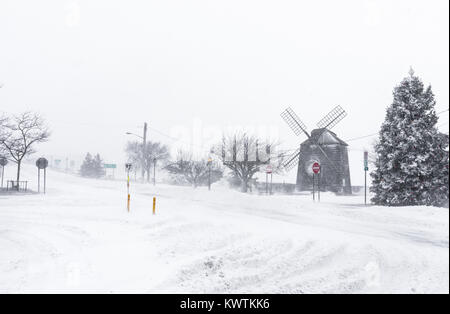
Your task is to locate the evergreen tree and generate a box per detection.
[371,69,449,207]
[93,154,106,178]
[80,153,106,178]
[80,153,94,177]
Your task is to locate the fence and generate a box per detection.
[6,181,28,192]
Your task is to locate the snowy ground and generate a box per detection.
[0,165,448,294]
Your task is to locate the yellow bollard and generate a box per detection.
[153,197,156,215]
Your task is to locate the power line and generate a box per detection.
[345,133,379,142]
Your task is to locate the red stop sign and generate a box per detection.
[312,162,321,174]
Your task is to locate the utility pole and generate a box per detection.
[364,151,369,205]
[207,157,212,191]
[142,122,147,181]
[153,157,156,186]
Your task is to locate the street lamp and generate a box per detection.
[125,132,143,139]
[207,157,213,191]
[126,122,147,182]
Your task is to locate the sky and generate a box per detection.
[0,0,449,185]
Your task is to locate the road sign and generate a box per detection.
[36,158,49,169]
[0,157,7,188]
[0,157,8,167]
[36,158,48,194]
[364,151,369,171]
[103,163,117,169]
[312,162,321,174]
[266,164,273,174]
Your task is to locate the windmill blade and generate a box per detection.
[316,105,347,130]
[283,149,301,171]
[281,108,310,138]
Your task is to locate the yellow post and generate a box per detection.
[127,174,130,212]
[153,197,156,215]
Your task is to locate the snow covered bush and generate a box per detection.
[371,70,449,207]
[165,151,223,188]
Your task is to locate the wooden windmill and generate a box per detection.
[281,106,352,194]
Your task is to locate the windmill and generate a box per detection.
[281,106,352,194]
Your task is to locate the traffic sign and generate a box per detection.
[103,163,117,169]
[36,158,49,169]
[266,164,273,174]
[312,162,321,174]
[364,151,369,171]
[0,157,8,167]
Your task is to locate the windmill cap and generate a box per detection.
[303,128,349,146]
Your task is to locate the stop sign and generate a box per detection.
[312,162,321,174]
[36,157,48,170]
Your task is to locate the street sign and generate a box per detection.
[312,162,321,174]
[36,158,49,169]
[103,163,117,169]
[364,151,369,171]
[36,158,48,194]
[0,157,8,167]
[0,157,7,188]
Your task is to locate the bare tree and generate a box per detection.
[0,113,8,157]
[0,112,50,184]
[213,132,284,192]
[125,140,170,182]
[165,150,223,188]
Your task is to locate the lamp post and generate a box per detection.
[207,157,213,191]
[153,157,156,186]
[126,122,147,182]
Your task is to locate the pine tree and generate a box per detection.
[371,69,449,207]
[80,153,94,177]
[80,153,106,178]
[93,154,106,178]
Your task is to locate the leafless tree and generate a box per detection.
[213,132,284,193]
[125,140,170,182]
[0,113,8,157]
[165,150,223,188]
[0,112,50,184]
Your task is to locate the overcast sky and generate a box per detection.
[1,0,448,184]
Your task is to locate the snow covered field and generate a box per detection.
[0,165,448,294]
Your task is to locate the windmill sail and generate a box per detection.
[283,148,301,171]
[316,105,347,130]
[281,108,310,138]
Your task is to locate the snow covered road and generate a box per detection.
[0,165,448,293]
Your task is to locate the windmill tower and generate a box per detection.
[281,106,352,194]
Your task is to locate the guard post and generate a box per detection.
[125,163,132,212]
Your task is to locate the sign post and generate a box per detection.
[364,151,369,205]
[125,163,132,212]
[312,162,321,202]
[36,158,49,194]
[0,157,8,189]
[103,163,117,179]
[266,165,273,195]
